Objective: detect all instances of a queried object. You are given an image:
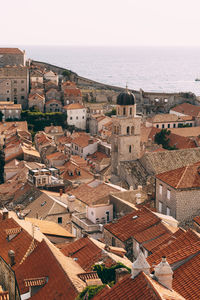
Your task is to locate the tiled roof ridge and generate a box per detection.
[19,238,37,265]
[176,164,189,189]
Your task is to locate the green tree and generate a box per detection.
[0,111,3,122]
[155,129,177,150]
[62,70,71,78]
[105,108,116,117]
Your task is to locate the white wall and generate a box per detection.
[87,204,113,224]
[67,108,87,130]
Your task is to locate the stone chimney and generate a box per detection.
[2,208,8,220]
[131,251,150,279]
[155,256,173,290]
[8,250,15,266]
[67,194,75,213]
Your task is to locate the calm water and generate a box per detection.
[21,45,200,95]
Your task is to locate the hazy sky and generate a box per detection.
[2,0,200,46]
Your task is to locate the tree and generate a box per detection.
[155,129,177,150]
[105,108,116,117]
[0,111,3,122]
[62,70,71,79]
[0,147,5,184]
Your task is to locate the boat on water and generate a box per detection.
[195,78,200,81]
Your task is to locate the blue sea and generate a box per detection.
[21,45,200,95]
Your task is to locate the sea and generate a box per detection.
[21,45,200,96]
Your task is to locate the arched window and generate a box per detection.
[123,107,126,115]
[130,107,132,115]
[129,145,131,153]
[127,126,130,135]
[131,126,134,135]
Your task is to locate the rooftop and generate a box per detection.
[171,102,200,117]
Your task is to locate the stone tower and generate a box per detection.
[111,90,141,176]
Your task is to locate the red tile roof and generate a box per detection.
[156,161,200,189]
[15,240,78,299]
[64,103,84,110]
[193,215,200,226]
[93,271,183,300]
[171,102,200,118]
[71,182,118,205]
[0,48,24,54]
[104,207,160,242]
[147,229,200,266]
[0,217,38,270]
[173,252,200,299]
[60,237,114,271]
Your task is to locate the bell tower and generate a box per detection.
[111,90,141,176]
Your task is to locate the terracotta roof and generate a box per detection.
[156,161,200,189]
[104,207,160,242]
[15,239,78,299]
[170,126,200,137]
[0,103,21,110]
[26,218,75,238]
[147,229,200,266]
[72,135,97,148]
[93,271,184,300]
[173,252,200,299]
[28,93,45,101]
[60,161,93,181]
[45,99,62,105]
[63,88,81,97]
[149,113,193,123]
[63,103,84,110]
[71,182,119,205]
[0,216,38,270]
[0,48,24,54]
[0,121,28,134]
[171,102,200,118]
[46,151,66,160]
[87,151,109,162]
[193,215,200,225]
[60,236,114,271]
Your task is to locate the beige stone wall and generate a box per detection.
[104,228,125,248]
[0,53,25,67]
[156,178,200,221]
[0,67,29,109]
[0,79,11,101]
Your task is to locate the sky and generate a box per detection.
[2,0,200,47]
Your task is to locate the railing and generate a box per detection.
[72,213,101,233]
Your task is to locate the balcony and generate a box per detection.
[72,213,102,233]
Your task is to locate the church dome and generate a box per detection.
[117,91,135,106]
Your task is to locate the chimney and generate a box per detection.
[8,250,15,266]
[67,194,75,213]
[131,250,150,279]
[129,186,133,191]
[155,256,173,290]
[136,193,142,204]
[2,208,8,220]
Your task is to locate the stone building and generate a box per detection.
[63,103,87,130]
[46,88,61,101]
[0,102,21,120]
[156,161,200,222]
[0,66,29,109]
[45,99,63,112]
[111,90,141,177]
[28,93,45,112]
[0,48,25,67]
[0,79,11,101]
[44,70,58,85]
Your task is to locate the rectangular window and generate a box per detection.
[58,217,62,224]
[21,88,24,91]
[173,124,176,128]
[111,237,116,246]
[70,117,72,120]
[168,124,170,128]
[167,189,171,200]
[156,124,159,128]
[159,184,162,195]
[158,201,162,213]
[21,80,24,83]
[166,207,171,216]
